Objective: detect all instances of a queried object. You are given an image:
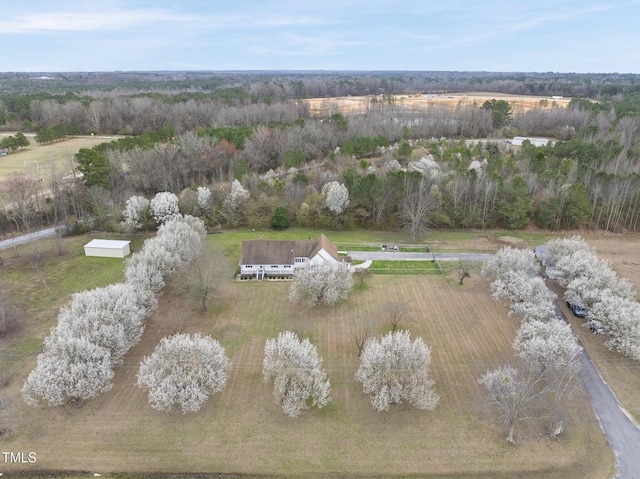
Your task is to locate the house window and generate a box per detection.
[284,265,291,268]
[271,265,278,268]
[245,265,252,268]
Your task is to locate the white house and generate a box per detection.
[84,239,131,258]
[239,234,350,280]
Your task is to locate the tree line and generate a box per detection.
[1,80,640,236]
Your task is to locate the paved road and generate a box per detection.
[0,227,57,251]
[553,298,640,479]
[347,251,494,262]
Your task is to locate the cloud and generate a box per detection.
[0,9,185,33]
[0,6,333,35]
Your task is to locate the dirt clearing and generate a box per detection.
[303,91,573,117]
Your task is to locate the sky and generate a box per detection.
[2,0,640,73]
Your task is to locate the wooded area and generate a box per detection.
[1,71,640,237]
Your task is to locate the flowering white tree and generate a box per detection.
[356,330,439,412]
[491,271,554,306]
[514,319,582,372]
[407,156,441,176]
[289,262,353,307]
[156,215,205,264]
[196,186,213,214]
[263,331,331,417]
[490,271,556,322]
[23,214,207,407]
[22,333,114,406]
[481,241,582,442]
[547,248,600,287]
[150,191,180,224]
[137,333,230,414]
[124,215,205,293]
[587,292,640,361]
[540,236,591,274]
[484,246,539,280]
[121,195,150,230]
[222,180,250,226]
[55,283,155,362]
[564,259,636,308]
[322,181,350,215]
[384,159,402,172]
[20,280,158,407]
[124,243,173,293]
[542,236,640,361]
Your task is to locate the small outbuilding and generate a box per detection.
[84,239,131,258]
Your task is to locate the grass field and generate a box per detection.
[0,231,615,478]
[369,259,441,274]
[0,234,147,374]
[0,133,113,179]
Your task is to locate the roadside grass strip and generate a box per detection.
[369,260,442,274]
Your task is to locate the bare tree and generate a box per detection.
[380,301,410,332]
[176,245,231,312]
[349,313,376,357]
[456,259,472,285]
[244,126,279,172]
[352,268,372,289]
[0,285,17,335]
[0,171,40,234]
[478,358,580,444]
[401,176,435,240]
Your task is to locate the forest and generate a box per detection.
[1,70,640,237]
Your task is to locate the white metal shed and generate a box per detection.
[84,239,131,258]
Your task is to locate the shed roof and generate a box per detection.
[84,239,131,249]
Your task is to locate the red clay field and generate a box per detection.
[0,245,613,478]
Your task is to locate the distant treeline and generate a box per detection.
[2,71,640,133]
[1,72,640,238]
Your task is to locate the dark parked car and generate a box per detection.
[567,301,586,318]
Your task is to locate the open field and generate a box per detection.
[0,231,615,478]
[303,91,573,117]
[0,133,113,179]
[0,234,147,375]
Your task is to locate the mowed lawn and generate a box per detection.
[1,254,613,478]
